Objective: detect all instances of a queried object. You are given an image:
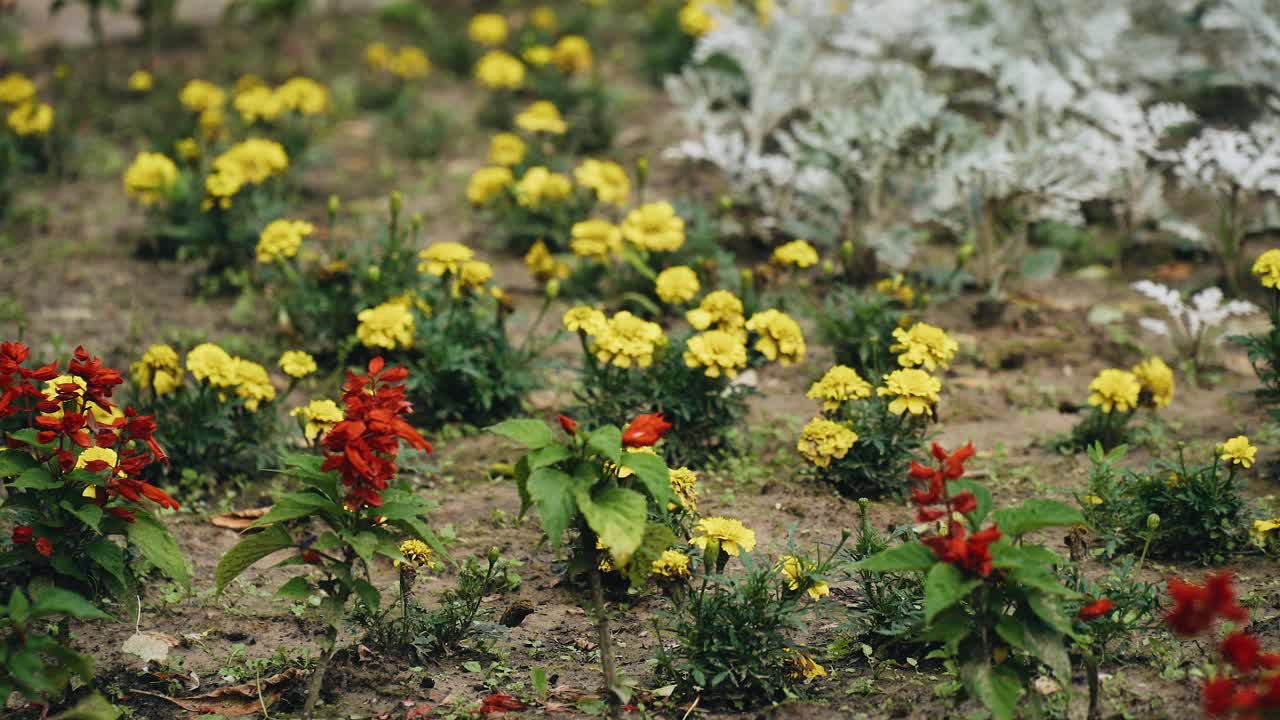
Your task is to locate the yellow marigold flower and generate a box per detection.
[592,311,666,368]
[175,138,200,162]
[650,549,691,578]
[531,5,558,31]
[746,309,806,365]
[781,556,829,601]
[523,45,554,67]
[489,132,526,166]
[563,306,607,335]
[364,41,392,70]
[389,47,431,79]
[418,241,475,276]
[357,301,416,349]
[574,158,630,206]
[398,539,435,568]
[684,329,748,378]
[1254,249,1280,289]
[515,166,573,207]
[668,466,699,513]
[524,240,569,283]
[1087,368,1141,414]
[655,266,701,304]
[236,74,267,94]
[876,274,915,305]
[891,322,958,371]
[8,102,53,136]
[233,85,285,123]
[467,166,514,205]
[771,239,819,268]
[76,446,119,473]
[128,70,153,93]
[690,516,757,556]
[877,368,942,416]
[468,13,509,45]
[231,358,276,411]
[1132,356,1175,409]
[213,138,289,185]
[0,73,36,105]
[797,417,857,467]
[204,166,244,208]
[678,0,716,35]
[456,260,494,293]
[186,343,238,387]
[784,649,827,680]
[180,79,226,112]
[198,105,225,140]
[806,365,872,412]
[123,152,179,207]
[131,344,184,396]
[570,219,623,260]
[515,100,567,135]
[1220,436,1257,469]
[275,77,329,115]
[278,350,317,379]
[622,202,685,252]
[291,398,343,440]
[687,290,745,331]
[1252,518,1280,544]
[256,219,314,264]
[475,50,526,89]
[553,35,593,74]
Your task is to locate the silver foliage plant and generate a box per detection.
[1132,279,1258,366]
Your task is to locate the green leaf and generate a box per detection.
[215,525,294,593]
[85,539,128,591]
[531,667,549,700]
[10,466,60,490]
[576,485,647,564]
[0,450,37,478]
[993,499,1083,538]
[960,658,1024,720]
[527,467,580,551]
[526,443,572,470]
[919,606,973,654]
[346,531,377,564]
[126,513,190,587]
[51,692,121,720]
[31,587,107,620]
[353,579,381,611]
[620,451,672,506]
[488,419,556,449]
[626,523,679,587]
[923,563,981,624]
[249,492,340,529]
[856,541,936,572]
[1027,592,1079,640]
[1007,567,1081,598]
[587,425,622,463]
[1019,247,1062,280]
[276,576,312,600]
[949,479,992,526]
[65,502,103,531]
[1024,617,1071,685]
[990,541,1064,570]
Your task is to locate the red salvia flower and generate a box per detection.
[11,525,32,544]
[1077,598,1114,621]
[621,412,671,447]
[558,414,577,435]
[1166,572,1249,637]
[1203,676,1236,716]
[34,537,53,557]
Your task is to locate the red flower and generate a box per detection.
[1166,572,1249,637]
[34,537,53,557]
[477,692,526,714]
[922,523,1001,577]
[1077,598,1114,621]
[107,507,137,523]
[622,412,671,447]
[1222,632,1263,674]
[931,441,976,480]
[300,549,322,565]
[558,415,577,435]
[11,525,32,544]
[1203,676,1236,716]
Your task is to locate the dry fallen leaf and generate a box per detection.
[121,631,179,663]
[210,507,271,530]
[133,667,305,718]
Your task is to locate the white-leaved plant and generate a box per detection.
[1132,279,1259,368]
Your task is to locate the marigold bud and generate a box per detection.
[840,239,854,263]
[545,279,560,299]
[488,546,501,564]
[328,194,340,215]
[1147,513,1161,530]
[390,190,402,216]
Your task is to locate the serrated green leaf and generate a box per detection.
[527,443,572,470]
[249,492,339,529]
[960,658,1024,720]
[577,485,647,564]
[31,587,107,620]
[215,525,294,593]
[527,467,580,551]
[990,540,1064,570]
[949,479,992,526]
[855,541,936,572]
[924,563,981,624]
[51,692,121,720]
[10,467,60,490]
[993,499,1083,538]
[919,605,973,653]
[85,539,128,591]
[1008,567,1081,598]
[126,512,189,587]
[65,502,102,531]
[0,450,37,478]
[587,425,622,463]
[626,523,678,587]
[620,451,672,506]
[353,579,380,611]
[276,576,312,600]
[488,419,555,449]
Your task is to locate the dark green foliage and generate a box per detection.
[836,501,925,646]
[815,396,926,499]
[1,585,107,707]
[638,0,697,86]
[815,285,907,379]
[1229,293,1280,406]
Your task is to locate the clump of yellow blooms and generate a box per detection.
[523,45,554,67]
[876,274,915,305]
[179,79,226,113]
[475,51,526,89]
[553,35,593,74]
[679,0,717,35]
[797,417,858,467]
[388,48,431,79]
[668,467,699,513]
[891,322,958,371]
[231,359,277,411]
[468,13,509,45]
[589,311,667,368]
[489,132,526,166]
[650,549,691,578]
[204,138,289,209]
[515,166,573,207]
[186,343,239,387]
[364,42,392,69]
[8,102,53,136]
[1087,368,1141,414]
[274,77,330,115]
[622,202,685,252]
[417,242,474,277]
[467,166,515,205]
[745,309,806,365]
[687,290,745,332]
[524,240,569,282]
[128,70,153,93]
[453,260,495,295]
[291,398,344,441]
[515,100,567,135]
[398,539,436,569]
[1132,356,1175,409]
[684,329,748,378]
[877,368,942,416]
[690,516,757,556]
[655,266,701,304]
[563,306,608,335]
[570,219,623,260]
[785,649,827,680]
[185,343,276,411]
[0,73,36,105]
[781,555,829,601]
[357,301,416,349]
[806,365,872,412]
[256,219,314,264]
[1253,249,1280,289]
[278,350,317,379]
[234,84,285,123]
[574,159,630,206]
[123,152,179,206]
[531,6,558,31]
[76,446,120,473]
[1220,436,1257,469]
[771,239,819,268]
[131,344,185,396]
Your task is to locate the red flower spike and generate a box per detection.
[1166,572,1249,637]
[1203,677,1236,716]
[558,414,577,435]
[1077,598,1114,621]
[11,525,32,544]
[949,491,977,515]
[1223,632,1263,674]
[34,537,52,557]
[622,412,672,447]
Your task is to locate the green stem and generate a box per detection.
[588,561,621,720]
[303,624,338,719]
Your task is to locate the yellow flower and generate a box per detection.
[746,309,806,365]
[204,165,244,208]
[797,417,857,467]
[398,539,435,569]
[275,77,329,115]
[1252,518,1280,544]
[877,275,915,305]
[687,290,745,331]
[469,13,510,45]
[230,358,276,411]
[650,549,691,578]
[123,152,179,207]
[1254,249,1280,289]
[1087,369,1141,414]
[574,158,630,206]
[233,85,285,123]
[668,467,699,513]
[256,219,314,264]
[198,106,225,140]
[128,70,153,93]
[418,242,475,276]
[236,74,268,94]
[76,446,119,473]
[212,138,289,185]
[784,649,827,680]
[455,260,495,293]
[683,329,748,378]
[180,79,226,112]
[489,132,526,166]
[357,301,416,349]
[186,343,239,387]
[891,322,958,371]
[563,306,607,335]
[1220,436,1257,469]
[524,240,568,282]
[1132,356,1175,409]
[877,368,942,416]
[530,5,558,30]
[553,35,593,74]
[475,51,526,89]
[781,556,829,601]
[291,398,344,440]
[364,42,392,70]
[175,138,200,162]
[8,102,53,136]
[1080,495,1105,505]
[690,517,757,556]
[515,166,573,207]
[386,47,431,79]
[570,219,623,260]
[655,266,701,304]
[515,100,567,135]
[592,311,666,368]
[467,166,514,205]
[278,350,317,379]
[806,365,873,412]
[678,0,716,35]
[522,45,554,67]
[622,202,685,252]
[771,239,819,268]
[0,73,36,105]
[131,344,184,396]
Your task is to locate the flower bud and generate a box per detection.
[488,546,501,564]
[545,279,560,299]
[840,239,854,263]
[719,195,733,211]
[367,264,381,281]
[822,259,836,277]
[390,190,402,217]
[411,213,424,233]
[739,268,754,292]
[957,242,975,265]
[1146,513,1161,530]
[328,194,340,216]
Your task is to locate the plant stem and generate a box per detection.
[304,625,338,719]
[1085,653,1101,720]
[589,562,621,720]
